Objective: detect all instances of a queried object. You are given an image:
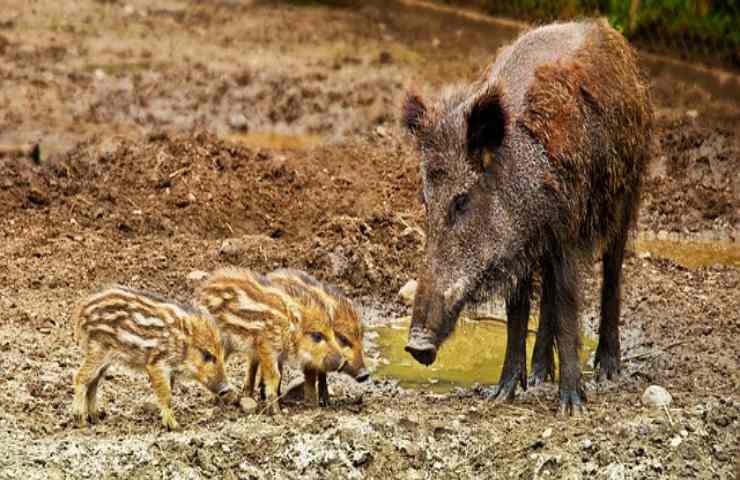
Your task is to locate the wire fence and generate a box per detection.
[445,0,740,70]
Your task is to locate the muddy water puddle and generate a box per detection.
[372,316,596,393]
[226,132,322,150]
[632,238,740,269]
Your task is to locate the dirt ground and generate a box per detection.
[0,0,738,478]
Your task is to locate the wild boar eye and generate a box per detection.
[201,349,215,363]
[337,333,351,348]
[448,192,470,224]
[309,332,325,343]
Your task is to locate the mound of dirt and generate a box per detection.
[641,114,739,237]
[0,130,425,301]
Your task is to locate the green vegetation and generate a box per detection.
[479,0,739,67]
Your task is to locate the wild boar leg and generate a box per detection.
[257,351,283,416]
[85,364,109,424]
[543,248,586,416]
[595,203,630,380]
[317,372,330,407]
[72,345,109,427]
[491,275,532,402]
[303,368,319,407]
[243,355,259,399]
[529,262,557,387]
[146,363,179,431]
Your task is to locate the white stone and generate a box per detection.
[641,385,672,408]
[186,270,209,282]
[398,280,417,306]
[669,436,682,448]
[542,427,552,439]
[239,397,258,414]
[602,463,625,480]
[229,112,248,131]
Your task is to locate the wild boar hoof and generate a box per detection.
[594,348,621,382]
[161,411,180,431]
[72,412,87,428]
[557,390,587,417]
[87,410,105,424]
[487,378,518,403]
[528,363,555,387]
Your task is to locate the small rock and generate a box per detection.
[378,51,393,64]
[187,270,209,282]
[219,235,275,259]
[542,427,552,439]
[282,377,305,404]
[582,438,593,450]
[641,385,672,408]
[123,4,135,16]
[187,192,197,204]
[351,450,370,467]
[669,436,682,448]
[239,397,258,414]
[229,112,248,131]
[602,462,625,480]
[679,429,688,438]
[398,280,417,306]
[142,401,160,416]
[375,125,388,138]
[94,68,106,81]
[686,109,698,119]
[28,187,49,206]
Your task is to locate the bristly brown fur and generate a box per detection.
[267,269,367,405]
[71,286,230,431]
[195,268,345,414]
[404,19,654,413]
[521,18,652,247]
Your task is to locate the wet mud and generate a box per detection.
[0,0,738,478]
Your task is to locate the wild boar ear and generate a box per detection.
[402,91,427,136]
[466,84,507,170]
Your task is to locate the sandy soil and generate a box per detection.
[0,1,738,478]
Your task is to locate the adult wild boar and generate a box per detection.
[403,19,652,415]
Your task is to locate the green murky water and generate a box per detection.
[632,239,740,269]
[373,316,597,393]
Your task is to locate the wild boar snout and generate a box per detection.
[405,328,438,366]
[354,367,370,383]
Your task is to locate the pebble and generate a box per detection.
[187,270,209,282]
[641,385,672,408]
[239,397,258,414]
[229,112,248,131]
[582,438,593,450]
[542,427,552,439]
[398,280,417,306]
[669,436,682,448]
[602,462,625,480]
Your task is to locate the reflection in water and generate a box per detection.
[373,316,596,393]
[632,239,740,269]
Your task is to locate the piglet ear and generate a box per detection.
[402,91,427,135]
[466,84,507,167]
